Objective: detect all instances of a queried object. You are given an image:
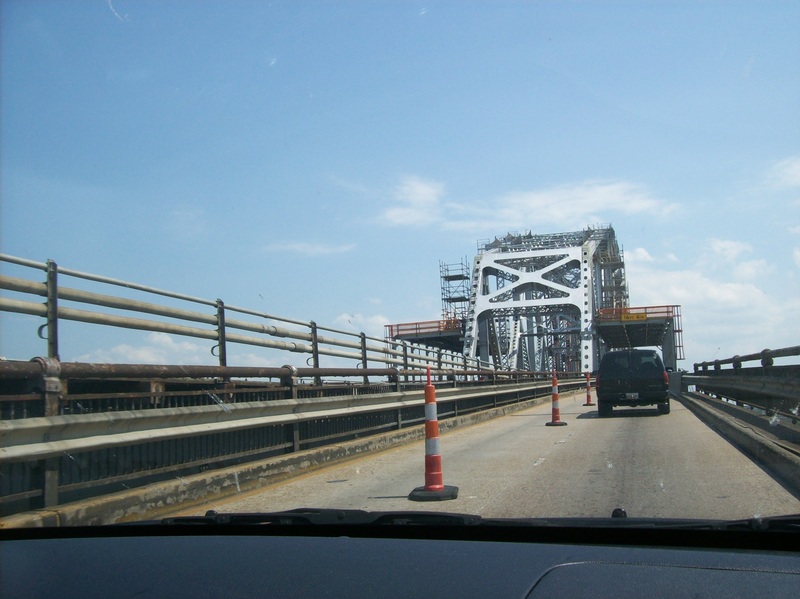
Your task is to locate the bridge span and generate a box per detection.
[1,252,798,525]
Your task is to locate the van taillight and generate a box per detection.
[662,371,669,384]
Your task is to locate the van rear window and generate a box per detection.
[601,351,663,374]
[602,353,630,372]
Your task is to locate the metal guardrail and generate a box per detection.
[596,305,680,321]
[0,254,484,377]
[672,344,800,428]
[0,358,586,517]
[692,345,800,372]
[385,319,463,338]
[0,254,593,519]
[0,358,556,420]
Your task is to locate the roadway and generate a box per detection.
[184,390,800,520]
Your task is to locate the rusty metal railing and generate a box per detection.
[692,345,800,373]
[674,345,800,435]
[0,254,483,377]
[0,360,586,518]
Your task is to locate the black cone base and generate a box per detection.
[408,485,459,501]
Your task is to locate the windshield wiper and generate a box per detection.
[709,514,800,533]
[158,509,800,533]
[161,508,482,527]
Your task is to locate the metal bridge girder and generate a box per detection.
[464,227,628,374]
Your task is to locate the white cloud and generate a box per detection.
[333,312,391,339]
[630,267,764,309]
[701,239,774,281]
[492,181,674,228]
[709,238,751,261]
[627,247,655,263]
[380,176,445,226]
[734,259,773,280]
[75,332,215,365]
[74,334,307,368]
[225,351,287,368]
[264,242,356,256]
[625,249,798,366]
[768,156,800,189]
[378,177,677,232]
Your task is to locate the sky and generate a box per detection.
[1,0,799,369]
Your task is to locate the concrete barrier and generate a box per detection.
[0,390,567,527]
[676,393,800,498]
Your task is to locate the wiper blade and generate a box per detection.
[161,508,482,527]
[711,514,800,533]
[159,509,800,533]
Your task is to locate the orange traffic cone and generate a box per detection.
[409,366,458,501]
[583,371,595,406]
[545,370,568,427]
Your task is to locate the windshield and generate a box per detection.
[1,1,799,528]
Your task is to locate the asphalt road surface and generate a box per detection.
[189,390,800,520]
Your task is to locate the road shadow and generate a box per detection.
[579,407,663,419]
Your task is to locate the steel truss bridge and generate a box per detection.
[0,253,796,525]
[388,225,683,373]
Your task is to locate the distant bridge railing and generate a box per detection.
[0,359,586,519]
[0,254,482,379]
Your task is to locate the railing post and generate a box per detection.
[34,355,62,507]
[44,458,60,508]
[389,368,400,393]
[215,299,227,369]
[310,321,322,386]
[150,381,165,407]
[402,342,409,383]
[33,356,62,417]
[281,365,298,400]
[46,260,59,360]
[437,349,443,382]
[360,333,369,385]
[292,422,301,452]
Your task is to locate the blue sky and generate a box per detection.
[1,1,799,368]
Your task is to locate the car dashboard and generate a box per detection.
[2,520,799,598]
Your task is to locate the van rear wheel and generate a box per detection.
[598,402,613,418]
[658,401,670,415]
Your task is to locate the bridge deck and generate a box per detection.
[178,391,800,520]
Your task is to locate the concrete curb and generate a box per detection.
[676,394,800,498]
[1,392,563,527]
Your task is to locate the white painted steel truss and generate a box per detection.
[463,227,628,373]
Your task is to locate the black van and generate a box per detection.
[595,349,670,417]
